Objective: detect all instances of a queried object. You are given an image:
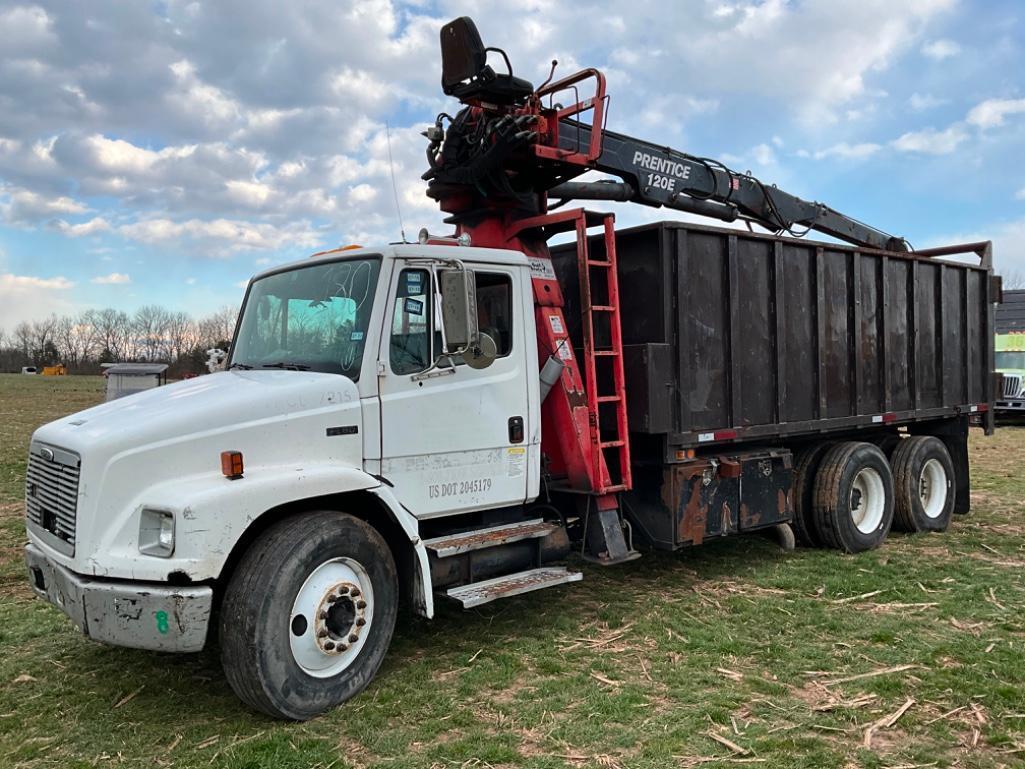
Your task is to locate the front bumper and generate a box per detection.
[25,542,213,653]
[996,398,1025,411]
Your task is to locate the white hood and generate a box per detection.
[29,370,366,574]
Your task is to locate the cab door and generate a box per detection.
[377,261,530,517]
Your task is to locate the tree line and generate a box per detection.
[0,305,239,376]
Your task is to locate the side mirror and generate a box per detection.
[439,267,477,351]
[438,267,496,369]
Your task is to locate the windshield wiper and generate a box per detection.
[228,362,253,370]
[260,361,312,371]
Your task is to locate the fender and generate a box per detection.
[93,463,435,618]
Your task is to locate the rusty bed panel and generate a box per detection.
[552,221,996,449]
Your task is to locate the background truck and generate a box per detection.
[24,17,997,720]
[994,292,1025,416]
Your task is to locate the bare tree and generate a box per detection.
[164,311,196,362]
[133,305,173,361]
[197,305,239,349]
[30,315,59,362]
[91,308,131,361]
[1002,270,1025,291]
[14,322,32,357]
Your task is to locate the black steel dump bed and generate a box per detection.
[552,221,996,450]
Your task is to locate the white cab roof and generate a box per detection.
[252,243,527,283]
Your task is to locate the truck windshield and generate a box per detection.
[996,351,1025,370]
[230,257,381,379]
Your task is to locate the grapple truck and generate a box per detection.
[24,18,998,719]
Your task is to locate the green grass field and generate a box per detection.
[0,372,1023,768]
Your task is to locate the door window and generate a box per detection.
[388,267,515,374]
[390,269,433,374]
[475,272,513,357]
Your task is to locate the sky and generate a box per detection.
[1,0,1024,329]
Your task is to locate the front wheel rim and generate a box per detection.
[289,557,374,678]
[850,467,886,534]
[919,458,948,519]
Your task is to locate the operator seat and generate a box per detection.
[440,17,534,106]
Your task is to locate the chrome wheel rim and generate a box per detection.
[919,458,947,519]
[850,467,885,534]
[289,557,373,678]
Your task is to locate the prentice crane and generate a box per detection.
[422,17,911,563]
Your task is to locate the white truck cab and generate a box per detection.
[25,243,570,720]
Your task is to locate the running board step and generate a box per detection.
[423,519,557,558]
[444,567,583,609]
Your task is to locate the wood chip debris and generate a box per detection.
[706,731,750,755]
[925,705,965,724]
[813,664,919,687]
[589,672,621,687]
[113,685,144,709]
[864,698,915,749]
[717,667,744,682]
[831,589,885,604]
[811,692,878,712]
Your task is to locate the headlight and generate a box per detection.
[138,508,175,557]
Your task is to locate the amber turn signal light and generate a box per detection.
[221,450,244,479]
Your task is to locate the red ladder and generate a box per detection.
[577,214,631,494]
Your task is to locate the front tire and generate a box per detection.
[812,442,894,553]
[891,436,955,533]
[220,510,398,720]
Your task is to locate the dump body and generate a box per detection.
[553,221,996,450]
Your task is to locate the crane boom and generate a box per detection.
[551,121,908,252]
[424,16,908,253]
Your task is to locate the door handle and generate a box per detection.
[508,416,524,444]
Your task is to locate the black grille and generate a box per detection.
[25,444,80,552]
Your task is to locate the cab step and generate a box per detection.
[443,567,583,608]
[423,519,557,558]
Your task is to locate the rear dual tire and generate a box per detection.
[812,442,894,553]
[891,436,954,533]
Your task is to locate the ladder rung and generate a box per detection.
[587,260,612,267]
[593,350,619,357]
[590,305,615,312]
[600,440,626,448]
[596,395,621,403]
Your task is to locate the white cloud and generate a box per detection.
[347,183,377,204]
[751,143,776,166]
[0,6,56,56]
[91,272,131,285]
[967,98,1025,129]
[0,272,75,328]
[683,0,957,125]
[0,186,88,223]
[0,272,73,291]
[813,142,882,160]
[909,92,947,111]
[921,39,961,60]
[83,135,196,175]
[55,216,112,237]
[118,217,321,254]
[1017,187,1025,201]
[892,125,968,154]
